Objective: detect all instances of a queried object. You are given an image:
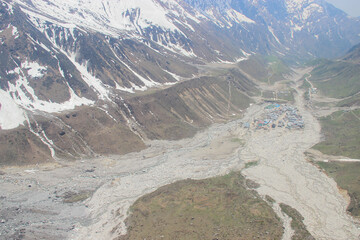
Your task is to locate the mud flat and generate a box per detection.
[0,69,359,240]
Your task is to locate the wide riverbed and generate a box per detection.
[1,70,359,240]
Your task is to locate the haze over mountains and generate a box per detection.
[0,0,360,164]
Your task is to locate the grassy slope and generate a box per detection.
[309,60,360,98]
[0,127,52,165]
[237,55,269,81]
[237,55,292,85]
[264,56,293,85]
[313,109,360,159]
[128,69,256,141]
[118,172,283,240]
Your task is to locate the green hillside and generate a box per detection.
[313,109,360,159]
[118,172,283,240]
[309,60,360,98]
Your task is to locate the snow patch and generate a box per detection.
[22,61,47,78]
[2,1,14,15]
[25,116,55,157]
[217,56,249,64]
[33,21,109,102]
[97,107,117,122]
[292,25,303,32]
[173,18,195,32]
[268,26,281,44]
[67,52,111,101]
[204,8,225,27]
[162,69,181,81]
[164,82,177,86]
[157,39,196,58]
[15,0,182,36]
[0,89,26,130]
[6,57,94,113]
[302,3,323,21]
[115,83,135,93]
[12,26,19,39]
[241,50,252,57]
[286,0,312,14]
[38,42,51,52]
[226,9,255,24]
[108,43,160,92]
[123,61,159,91]
[16,0,202,58]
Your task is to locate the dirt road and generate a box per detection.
[1,69,359,240]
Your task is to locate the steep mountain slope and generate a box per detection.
[343,43,360,64]
[1,0,360,164]
[308,44,360,100]
[12,0,360,60]
[0,65,257,165]
[12,0,259,61]
[185,0,360,59]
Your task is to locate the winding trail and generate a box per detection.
[1,69,359,240]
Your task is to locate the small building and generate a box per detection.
[258,121,265,127]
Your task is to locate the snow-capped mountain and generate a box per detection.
[0,0,360,164]
[187,0,360,58]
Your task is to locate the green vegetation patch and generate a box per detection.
[265,195,276,204]
[118,172,283,240]
[62,190,93,203]
[300,74,311,89]
[263,90,276,99]
[313,109,360,159]
[313,101,334,108]
[280,203,315,240]
[304,91,310,101]
[315,161,360,217]
[245,161,259,169]
[230,138,245,146]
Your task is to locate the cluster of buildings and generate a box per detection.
[244,104,305,130]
